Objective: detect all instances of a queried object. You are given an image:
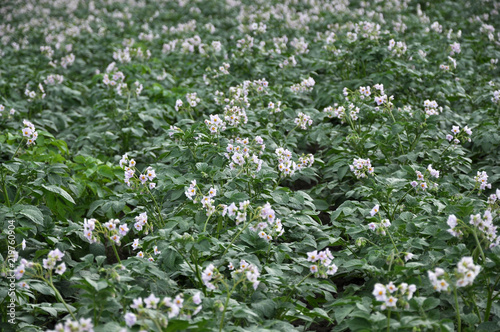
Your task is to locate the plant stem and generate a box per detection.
[174,246,205,289]
[191,251,207,296]
[391,187,413,220]
[48,274,77,321]
[222,214,257,256]
[285,125,299,141]
[12,138,24,159]
[387,107,404,154]
[472,227,493,321]
[278,273,312,319]
[126,92,131,111]
[202,214,211,233]
[219,279,243,332]
[152,317,163,332]
[110,241,122,264]
[146,186,164,227]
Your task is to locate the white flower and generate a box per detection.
[193,292,202,305]
[372,283,386,301]
[307,250,319,262]
[55,263,66,275]
[124,313,136,327]
[385,296,397,307]
[144,293,160,309]
[130,298,143,309]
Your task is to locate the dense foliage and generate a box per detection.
[1,0,500,331]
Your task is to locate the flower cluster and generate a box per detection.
[297,154,314,171]
[113,46,151,63]
[42,249,66,275]
[469,211,499,248]
[456,257,481,287]
[446,214,462,238]
[372,282,416,310]
[44,74,64,85]
[306,248,338,278]
[368,218,391,235]
[132,238,161,262]
[205,114,226,134]
[202,263,220,290]
[474,171,491,191]
[102,62,126,95]
[186,92,201,107]
[184,180,219,216]
[487,188,500,206]
[200,187,217,216]
[276,148,297,177]
[235,34,255,53]
[248,202,284,241]
[228,259,261,290]
[279,55,297,69]
[294,112,313,130]
[224,137,265,176]
[119,154,157,189]
[492,90,500,104]
[126,291,202,326]
[449,42,461,55]
[290,37,309,54]
[14,259,30,280]
[267,101,283,113]
[367,204,392,236]
[21,120,39,145]
[423,99,441,116]
[353,21,381,39]
[60,53,75,69]
[175,99,183,111]
[290,77,315,93]
[324,104,360,123]
[47,318,94,332]
[446,125,472,144]
[219,62,230,75]
[428,257,480,292]
[25,84,46,101]
[410,164,439,191]
[82,218,99,244]
[440,56,457,71]
[221,200,250,225]
[388,39,407,57]
[223,105,248,127]
[134,81,143,96]
[40,45,54,58]
[132,212,149,233]
[0,105,15,117]
[247,78,269,93]
[350,158,374,179]
[185,180,198,201]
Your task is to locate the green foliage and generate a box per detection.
[0,0,500,331]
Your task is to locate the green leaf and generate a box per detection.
[347,317,372,331]
[30,283,55,296]
[251,299,276,318]
[40,306,58,317]
[334,306,354,324]
[14,205,44,225]
[42,184,75,204]
[422,297,440,310]
[84,276,98,291]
